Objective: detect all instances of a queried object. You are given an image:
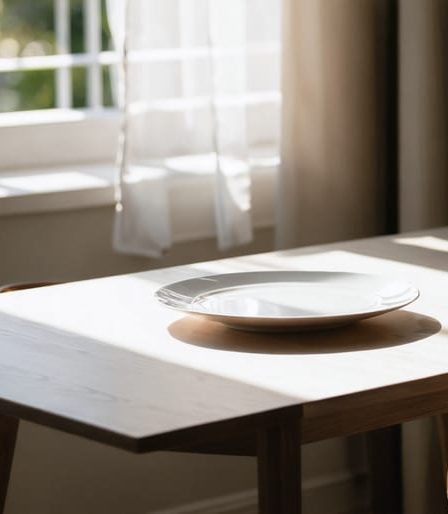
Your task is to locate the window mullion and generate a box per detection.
[54,0,72,109]
[84,0,103,110]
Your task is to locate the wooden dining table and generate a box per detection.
[1,226,448,513]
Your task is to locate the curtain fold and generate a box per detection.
[399,0,448,232]
[107,0,281,257]
[277,0,389,249]
[278,0,448,248]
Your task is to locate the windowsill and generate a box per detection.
[0,157,276,242]
[0,108,120,128]
[0,109,120,170]
[0,164,117,216]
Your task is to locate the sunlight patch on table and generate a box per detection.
[394,236,448,253]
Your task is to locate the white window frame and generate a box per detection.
[0,0,119,171]
[0,0,281,169]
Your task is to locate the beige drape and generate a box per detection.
[278,1,448,512]
[277,0,390,248]
[399,0,448,232]
[278,0,448,246]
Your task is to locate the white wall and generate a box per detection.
[0,206,367,514]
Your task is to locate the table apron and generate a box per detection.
[171,388,448,456]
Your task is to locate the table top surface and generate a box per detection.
[1,227,448,451]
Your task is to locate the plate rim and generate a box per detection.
[154,270,420,322]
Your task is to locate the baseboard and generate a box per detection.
[150,470,368,514]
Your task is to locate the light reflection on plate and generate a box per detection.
[155,271,419,332]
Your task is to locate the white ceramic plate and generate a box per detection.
[155,271,419,331]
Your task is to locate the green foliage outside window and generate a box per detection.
[0,0,113,112]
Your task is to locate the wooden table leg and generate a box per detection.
[367,424,403,514]
[0,415,18,514]
[436,414,448,498]
[257,414,301,514]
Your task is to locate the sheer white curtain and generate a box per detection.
[107,0,281,257]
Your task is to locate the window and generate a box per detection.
[0,0,120,170]
[0,0,116,111]
[0,0,279,233]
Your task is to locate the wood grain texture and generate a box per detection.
[0,227,447,453]
[0,415,18,514]
[0,313,293,452]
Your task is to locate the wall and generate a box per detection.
[0,206,275,284]
[0,206,367,514]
